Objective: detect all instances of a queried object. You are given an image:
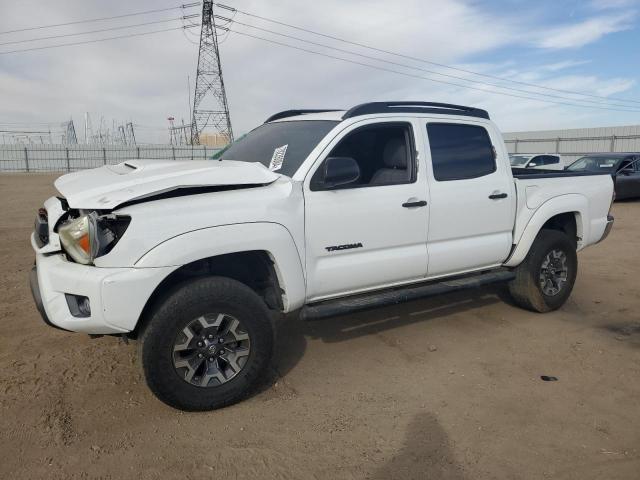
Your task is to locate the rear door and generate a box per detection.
[423,121,515,277]
[303,119,429,301]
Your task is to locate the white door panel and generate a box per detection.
[305,185,428,300]
[427,232,512,275]
[423,120,515,277]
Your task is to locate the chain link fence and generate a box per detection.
[0,145,221,172]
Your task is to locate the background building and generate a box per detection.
[504,124,640,165]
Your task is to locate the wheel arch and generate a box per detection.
[130,250,283,339]
[505,194,587,268]
[129,223,306,338]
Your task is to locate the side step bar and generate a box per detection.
[300,269,515,321]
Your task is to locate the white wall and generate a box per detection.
[504,124,640,165]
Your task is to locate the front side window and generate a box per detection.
[630,158,640,171]
[311,123,415,190]
[215,120,338,177]
[619,159,634,172]
[427,123,496,181]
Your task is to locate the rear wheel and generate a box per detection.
[139,276,274,411]
[508,229,577,313]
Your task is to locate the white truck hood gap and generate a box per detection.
[55,160,279,209]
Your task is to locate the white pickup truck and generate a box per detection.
[30,101,615,411]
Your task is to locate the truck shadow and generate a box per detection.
[262,286,504,391]
[372,412,466,480]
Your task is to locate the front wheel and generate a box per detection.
[139,276,274,411]
[508,229,578,313]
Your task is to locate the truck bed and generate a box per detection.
[511,170,614,256]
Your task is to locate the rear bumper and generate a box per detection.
[30,233,175,334]
[597,214,614,244]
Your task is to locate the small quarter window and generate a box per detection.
[427,123,496,181]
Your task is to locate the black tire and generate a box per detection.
[508,229,577,313]
[139,276,274,411]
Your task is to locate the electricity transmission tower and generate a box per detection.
[125,122,136,145]
[62,119,77,145]
[191,0,233,146]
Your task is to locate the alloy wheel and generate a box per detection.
[172,313,251,387]
[539,249,568,296]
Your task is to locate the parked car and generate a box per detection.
[509,153,564,170]
[566,153,640,200]
[30,101,615,411]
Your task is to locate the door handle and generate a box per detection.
[402,200,427,208]
[488,192,508,199]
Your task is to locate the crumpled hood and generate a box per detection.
[55,159,279,209]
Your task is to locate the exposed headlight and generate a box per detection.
[58,213,97,264]
[58,212,130,265]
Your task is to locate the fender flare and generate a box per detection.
[504,194,587,267]
[134,222,306,312]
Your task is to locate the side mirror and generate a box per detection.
[527,162,537,168]
[322,156,360,189]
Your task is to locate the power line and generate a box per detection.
[0,3,201,35]
[217,26,640,113]
[217,3,640,105]
[0,25,200,55]
[217,16,640,111]
[0,15,200,47]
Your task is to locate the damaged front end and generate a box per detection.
[56,211,131,265]
[33,196,130,266]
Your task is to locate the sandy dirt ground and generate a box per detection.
[1,173,639,480]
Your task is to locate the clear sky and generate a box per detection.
[1,0,639,143]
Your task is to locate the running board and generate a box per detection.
[300,269,515,321]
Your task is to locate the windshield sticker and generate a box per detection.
[269,144,288,171]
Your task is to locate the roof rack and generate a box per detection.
[264,109,343,123]
[342,102,489,120]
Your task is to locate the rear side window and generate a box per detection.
[426,123,496,181]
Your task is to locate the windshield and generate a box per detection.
[567,156,621,172]
[214,120,339,177]
[509,155,532,166]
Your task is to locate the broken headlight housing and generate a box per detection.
[57,212,130,265]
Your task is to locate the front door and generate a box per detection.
[304,120,429,301]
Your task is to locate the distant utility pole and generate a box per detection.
[84,112,92,144]
[191,0,233,146]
